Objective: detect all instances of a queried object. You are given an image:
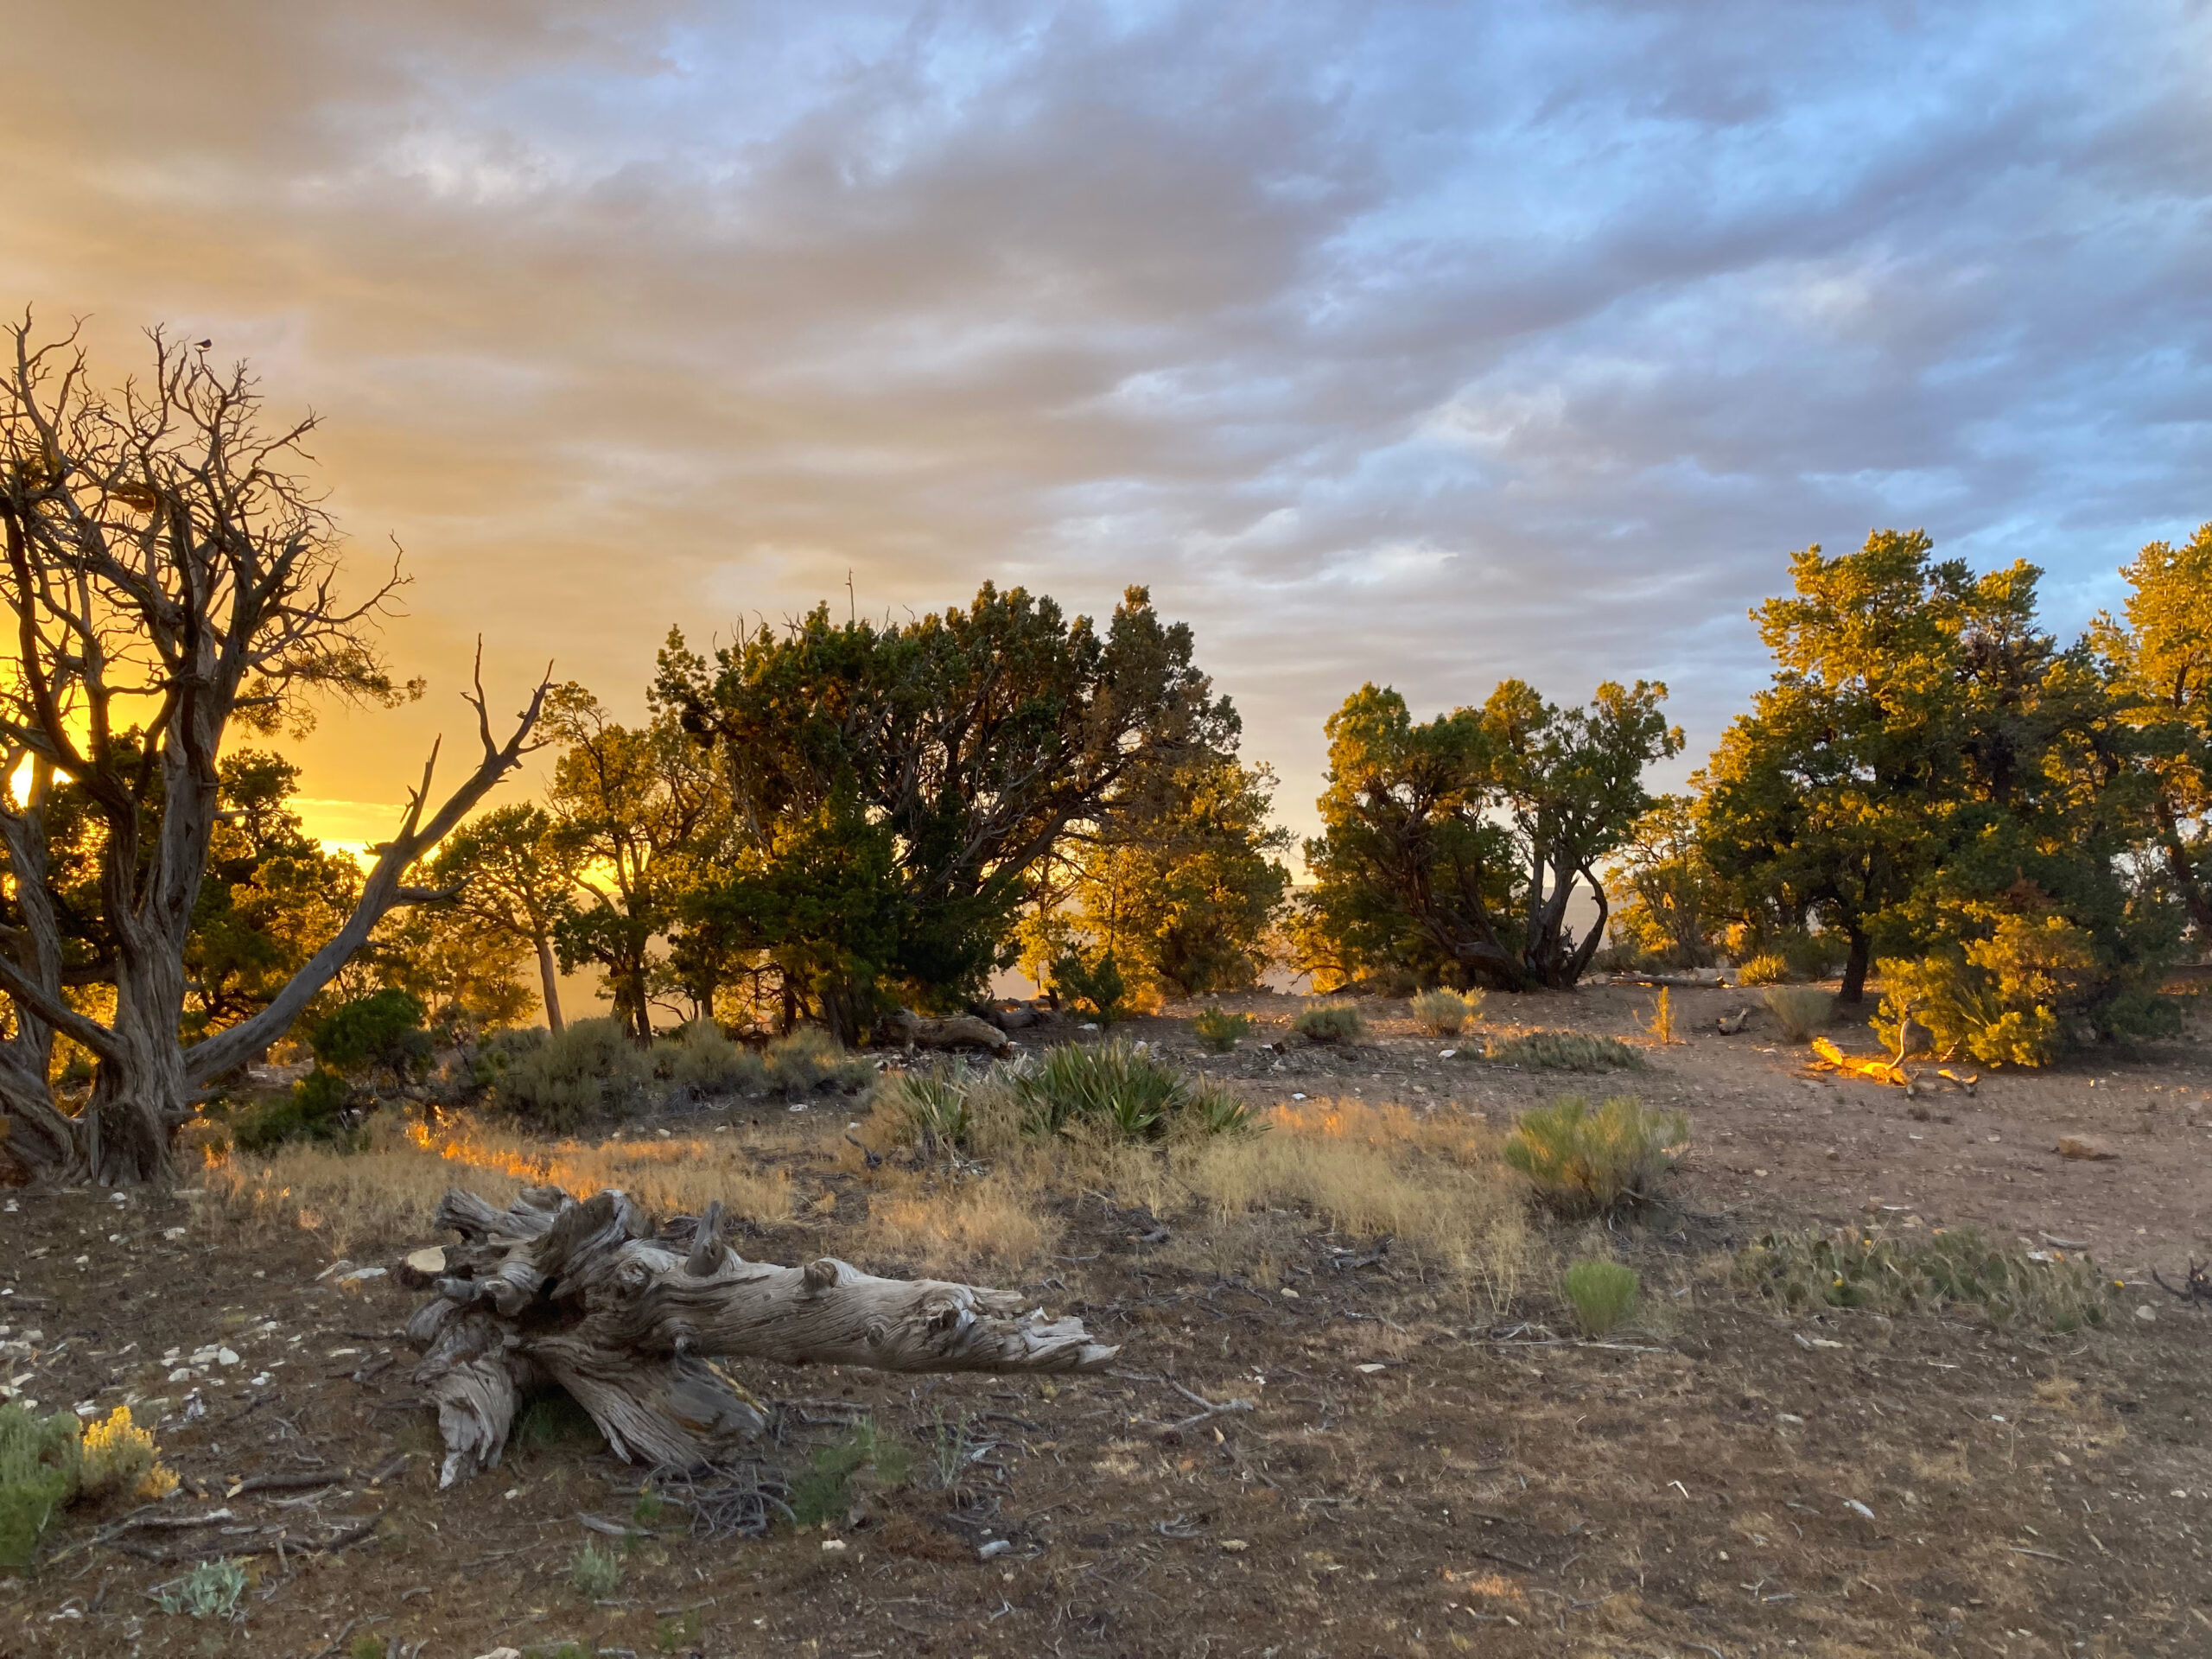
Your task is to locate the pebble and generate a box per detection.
[2136,1306,2157,1323]
[2056,1135,2117,1161]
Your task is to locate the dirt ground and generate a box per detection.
[3,985,2209,1659]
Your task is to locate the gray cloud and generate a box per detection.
[2,0,2207,844]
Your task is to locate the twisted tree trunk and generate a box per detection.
[404,1186,1117,1488]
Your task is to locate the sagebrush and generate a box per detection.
[1504,1096,1688,1214]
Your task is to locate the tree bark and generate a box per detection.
[533,930,566,1035]
[404,1186,1116,1487]
[1840,929,1872,1005]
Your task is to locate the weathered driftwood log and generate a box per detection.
[404,1186,1113,1488]
[886,1009,1013,1055]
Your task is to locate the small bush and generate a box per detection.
[1050,949,1129,1022]
[1504,1096,1688,1214]
[765,1027,873,1096]
[882,1066,973,1150]
[1294,1001,1363,1043]
[788,1421,910,1527]
[1481,1032,1648,1071]
[311,988,432,1085]
[1410,988,1482,1036]
[1762,985,1833,1044]
[1190,1006,1254,1052]
[232,1066,356,1154]
[78,1406,176,1503]
[1737,1227,2109,1332]
[156,1558,248,1621]
[1736,953,1789,986]
[1560,1261,1640,1337]
[497,1018,652,1129]
[1014,1040,1254,1140]
[654,1021,767,1099]
[571,1541,622,1599]
[0,1405,80,1568]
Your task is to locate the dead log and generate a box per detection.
[886,1009,1013,1055]
[404,1185,1113,1488]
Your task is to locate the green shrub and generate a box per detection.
[1783,929,1848,981]
[1560,1261,1640,1337]
[1872,910,2135,1068]
[654,1021,767,1099]
[1014,1040,1255,1140]
[1050,950,1129,1023]
[1761,986,1833,1045]
[232,1065,356,1153]
[789,1421,912,1527]
[1294,1001,1363,1043]
[1736,953,1789,986]
[1481,1032,1648,1071]
[0,1404,80,1568]
[156,1558,247,1621]
[1504,1096,1688,1214]
[311,988,431,1084]
[570,1541,621,1599]
[765,1028,873,1096]
[1190,1006,1254,1052]
[883,1066,973,1149]
[1736,1227,2109,1332]
[1409,988,1482,1036]
[497,1017,652,1129]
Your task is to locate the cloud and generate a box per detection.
[3,0,2208,849]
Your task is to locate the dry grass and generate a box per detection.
[1179,1100,1531,1306]
[860,1171,1054,1274]
[204,1113,797,1255]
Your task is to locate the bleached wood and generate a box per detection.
[405,1185,1116,1486]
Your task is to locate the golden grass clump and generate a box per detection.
[1761,984,1834,1044]
[207,1113,795,1253]
[1183,1099,1530,1305]
[861,1171,1054,1273]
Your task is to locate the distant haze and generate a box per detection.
[4,1,2208,863]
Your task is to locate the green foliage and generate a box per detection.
[1873,906,2167,1066]
[1010,1041,1255,1141]
[2092,524,2212,943]
[1604,796,1723,969]
[0,1404,80,1568]
[1409,988,1481,1035]
[655,584,1241,1035]
[1760,986,1833,1044]
[653,1020,767,1098]
[310,988,431,1084]
[514,1390,606,1455]
[884,1066,974,1149]
[788,1421,911,1527]
[496,1018,652,1129]
[1294,1001,1363,1042]
[1049,948,1129,1022]
[1504,1096,1688,1214]
[429,802,584,1024]
[1189,1005,1254,1052]
[1035,753,1291,1004]
[1699,529,2184,1019]
[1479,1032,1648,1071]
[352,1635,387,1659]
[1560,1261,1640,1337]
[765,1027,873,1096]
[1295,678,1682,993]
[570,1541,622,1599]
[1736,1227,2110,1332]
[156,1558,248,1620]
[231,1065,356,1153]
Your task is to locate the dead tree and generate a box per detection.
[0,315,549,1183]
[404,1185,1116,1486]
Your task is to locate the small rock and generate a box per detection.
[2056,1135,2117,1161]
[821,1537,848,1554]
[2135,1305,2157,1324]
[1355,1363,1388,1375]
[1844,1499,1875,1520]
[1219,1539,1249,1553]
[470,1649,524,1659]
[977,1538,1013,1560]
[216,1348,238,1366]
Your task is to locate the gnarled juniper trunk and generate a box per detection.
[404,1186,1118,1488]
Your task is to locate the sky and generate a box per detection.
[3,0,2209,855]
